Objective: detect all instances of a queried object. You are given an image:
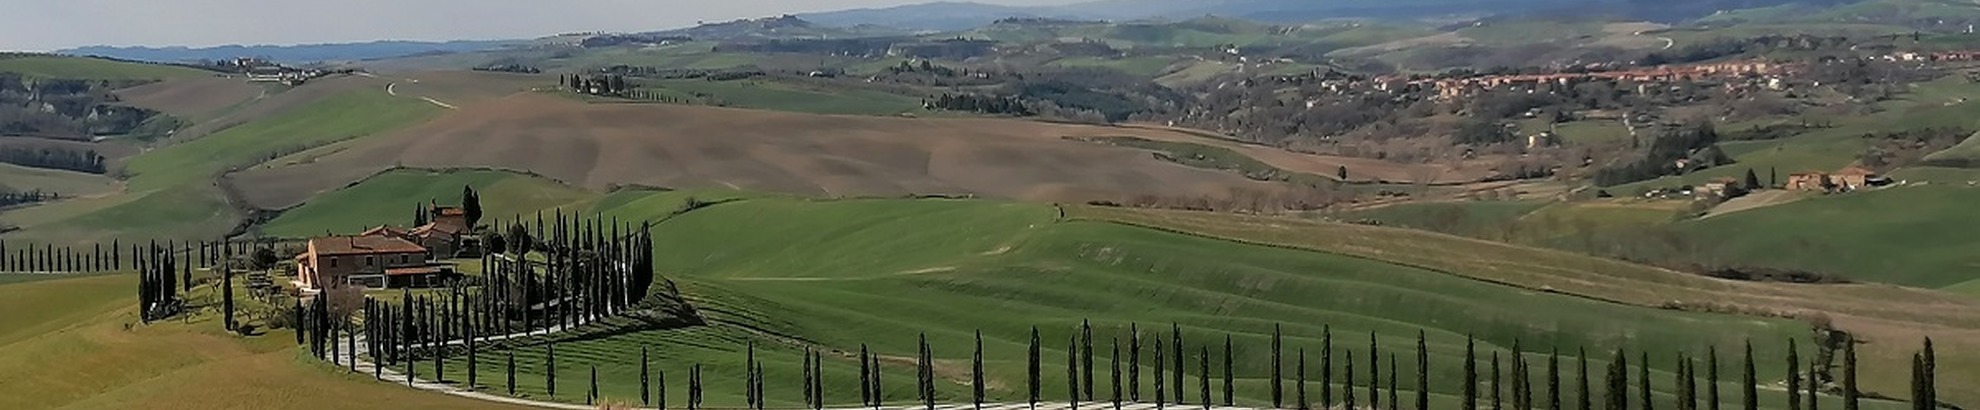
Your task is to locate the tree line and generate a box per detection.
[314,314,1943,410]
[0,146,106,174]
[925,93,1033,116]
[0,188,56,208]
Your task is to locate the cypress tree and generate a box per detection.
[1085,320,1096,402]
[1225,335,1235,406]
[1345,350,1357,410]
[1323,326,1333,410]
[1465,336,1478,410]
[1175,323,1185,405]
[1550,348,1562,410]
[1922,338,1935,410]
[1709,347,1721,410]
[1388,354,1399,410]
[1273,324,1284,409]
[863,344,874,406]
[589,366,598,405]
[1805,360,1816,410]
[1743,342,1757,410]
[1843,337,1857,410]
[1200,345,1211,410]
[643,346,652,406]
[1419,331,1430,410]
[548,343,557,398]
[1493,352,1503,410]
[1910,354,1925,410]
[1070,335,1082,409]
[1156,335,1167,410]
[1789,340,1801,410]
[1031,327,1042,408]
[1132,323,1143,403]
[873,353,884,408]
[1578,348,1591,410]
[1640,352,1652,410]
[1676,357,1691,410]
[1370,333,1379,410]
[507,351,516,396]
[927,334,939,410]
[659,367,669,410]
[976,331,987,409]
[1298,349,1308,410]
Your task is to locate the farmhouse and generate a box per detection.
[1832,166,1880,190]
[1786,171,1830,191]
[293,234,456,291]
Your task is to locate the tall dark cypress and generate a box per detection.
[547,343,557,398]
[1031,327,1042,408]
[1578,348,1591,410]
[1743,342,1757,410]
[1370,333,1380,410]
[659,367,669,410]
[1607,349,1626,410]
[1199,345,1211,410]
[1418,331,1430,410]
[1273,324,1284,409]
[1789,339,1802,410]
[1805,360,1816,410]
[643,346,652,406]
[1345,350,1357,410]
[862,344,874,407]
[1323,327,1333,410]
[1387,353,1398,410]
[1910,354,1925,410]
[1113,337,1123,409]
[1549,348,1562,410]
[1640,352,1652,410]
[927,334,939,410]
[589,365,599,405]
[1843,337,1858,410]
[1493,352,1503,410]
[507,350,516,396]
[1070,335,1082,409]
[1132,323,1143,403]
[1297,349,1308,410]
[1224,335,1235,406]
[1084,320,1096,402]
[1465,336,1478,410]
[873,353,884,408]
[1709,346,1721,410]
[1155,335,1166,410]
[1174,323,1185,405]
[1922,338,1935,410]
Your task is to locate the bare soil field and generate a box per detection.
[165,74,385,141]
[112,77,261,120]
[232,93,1291,209]
[380,70,549,106]
[1117,123,1499,184]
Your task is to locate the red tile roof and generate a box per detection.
[384,266,447,276]
[308,236,428,256]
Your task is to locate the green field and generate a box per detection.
[1091,136,1338,186]
[1050,56,1182,78]
[1921,130,1980,168]
[417,196,1872,408]
[1676,184,1980,288]
[640,79,925,116]
[0,162,119,197]
[123,88,440,191]
[259,169,596,238]
[0,55,210,80]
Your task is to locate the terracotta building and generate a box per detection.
[293,235,454,290]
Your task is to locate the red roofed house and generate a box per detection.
[294,235,455,290]
[1832,166,1879,190]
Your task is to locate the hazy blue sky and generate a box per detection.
[2,0,1077,51]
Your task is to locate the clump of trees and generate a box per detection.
[925,93,1032,116]
[0,188,56,208]
[564,74,632,97]
[0,146,106,174]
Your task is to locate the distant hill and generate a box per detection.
[799,0,1880,30]
[58,40,521,64]
[798,2,1081,31]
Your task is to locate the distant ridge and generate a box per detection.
[58,39,521,64]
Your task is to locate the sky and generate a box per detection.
[1,0,1079,51]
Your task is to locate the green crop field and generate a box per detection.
[416,196,1892,409]
[0,55,210,80]
[640,79,925,116]
[122,88,441,191]
[1090,136,1337,186]
[1050,56,1182,78]
[1676,184,1980,288]
[259,169,596,238]
[0,162,119,197]
[1921,130,1980,168]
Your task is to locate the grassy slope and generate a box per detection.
[1920,130,1980,167]
[0,55,209,80]
[0,274,537,410]
[259,169,595,238]
[1676,184,1980,288]
[425,196,1871,408]
[640,79,924,116]
[0,162,118,197]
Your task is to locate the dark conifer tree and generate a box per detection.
[976,331,987,409]
[1789,340,1802,410]
[589,365,599,405]
[1922,338,1935,410]
[1709,347,1721,410]
[1113,337,1123,409]
[1387,353,1399,410]
[1578,348,1592,410]
[1069,335,1081,409]
[1550,348,1562,410]
[1370,333,1379,410]
[1843,337,1858,410]
[1199,345,1211,410]
[862,344,874,407]
[1323,327,1333,410]
[1174,323,1185,405]
[1132,323,1143,403]
[1641,352,1652,410]
[1465,336,1478,410]
[1493,352,1503,410]
[1911,354,1926,410]
[659,367,669,410]
[1085,320,1096,401]
[872,352,884,408]
[1743,342,1758,410]
[548,343,557,398]
[1419,331,1431,410]
[1273,324,1283,408]
[643,346,652,406]
[928,334,940,410]
[1297,349,1308,410]
[1345,350,1357,410]
[508,350,517,396]
[1155,335,1166,410]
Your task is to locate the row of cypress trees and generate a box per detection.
[3,239,255,274]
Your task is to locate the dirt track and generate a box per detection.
[232,93,1293,209]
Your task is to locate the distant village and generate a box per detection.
[217,57,334,85]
